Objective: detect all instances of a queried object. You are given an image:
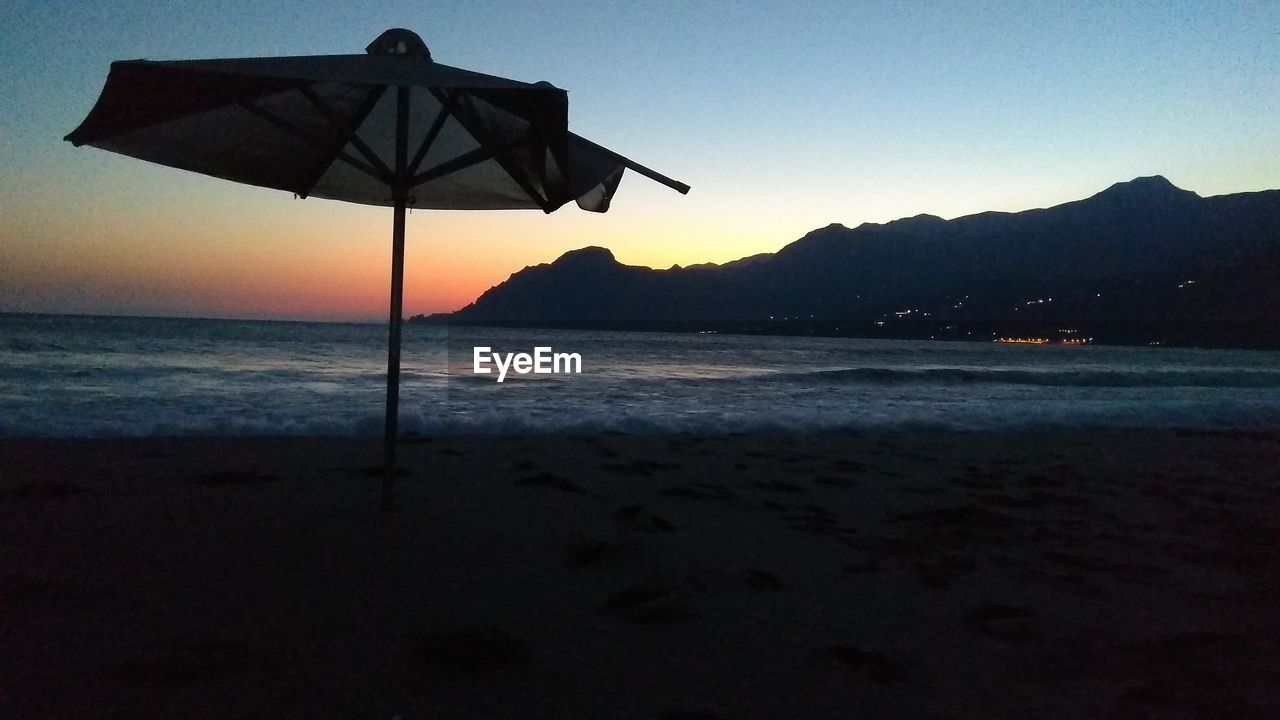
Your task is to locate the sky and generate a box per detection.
[2,0,1277,321]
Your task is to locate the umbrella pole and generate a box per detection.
[383,86,411,513]
[383,196,406,512]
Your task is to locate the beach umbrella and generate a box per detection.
[66,28,689,509]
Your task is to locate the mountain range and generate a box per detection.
[414,176,1280,347]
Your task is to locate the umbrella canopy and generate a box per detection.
[66,28,689,508]
[67,28,687,211]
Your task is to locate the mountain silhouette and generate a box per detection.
[419,176,1280,347]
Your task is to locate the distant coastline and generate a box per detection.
[3,311,1273,351]
[410,317,1280,350]
[418,176,1280,351]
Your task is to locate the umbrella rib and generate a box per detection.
[297,85,388,198]
[570,132,691,195]
[236,99,386,184]
[406,90,456,178]
[429,89,552,212]
[298,85,395,182]
[408,140,522,187]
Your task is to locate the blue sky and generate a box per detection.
[2,0,1277,319]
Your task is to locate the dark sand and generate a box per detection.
[3,430,1279,719]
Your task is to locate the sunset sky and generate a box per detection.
[2,0,1277,321]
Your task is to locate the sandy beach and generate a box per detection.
[3,429,1279,719]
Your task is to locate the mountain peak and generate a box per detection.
[883,213,947,231]
[552,246,617,266]
[1095,175,1198,201]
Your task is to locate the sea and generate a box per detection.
[3,313,1280,437]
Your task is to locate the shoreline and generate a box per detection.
[9,312,1280,351]
[4,429,1279,718]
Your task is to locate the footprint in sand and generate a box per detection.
[772,502,858,541]
[411,627,528,675]
[842,556,881,575]
[602,459,683,476]
[964,604,1036,643]
[891,504,1022,534]
[896,484,945,495]
[745,568,785,591]
[614,504,643,522]
[613,504,677,533]
[831,458,869,473]
[813,475,857,488]
[649,515,676,532]
[750,479,806,494]
[660,483,735,502]
[948,472,1004,491]
[823,645,909,684]
[515,472,585,494]
[912,553,978,590]
[563,539,623,568]
[602,584,695,623]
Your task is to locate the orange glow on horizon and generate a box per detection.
[15,150,1275,323]
[5,177,781,321]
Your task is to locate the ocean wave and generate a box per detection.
[3,399,1279,438]
[755,366,1280,389]
[3,337,68,353]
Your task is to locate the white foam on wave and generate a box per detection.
[5,394,1279,438]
